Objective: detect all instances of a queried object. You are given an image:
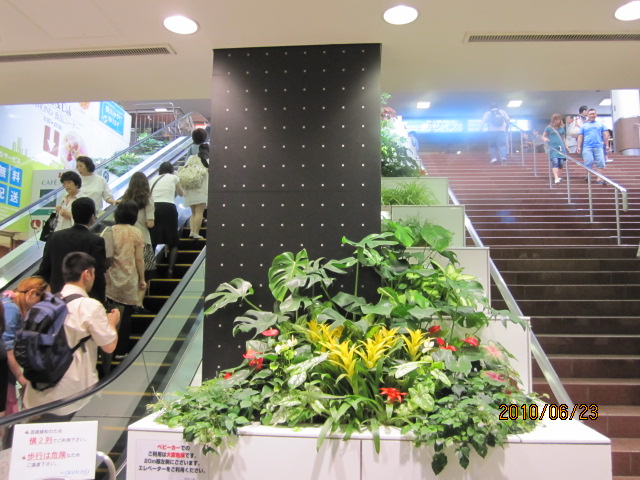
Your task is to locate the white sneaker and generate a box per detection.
[555,178,563,184]
[192,234,205,240]
[490,158,498,164]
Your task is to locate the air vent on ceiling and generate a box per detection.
[467,33,640,43]
[0,45,174,63]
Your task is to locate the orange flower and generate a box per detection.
[380,387,408,404]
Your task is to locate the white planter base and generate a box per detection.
[127,414,611,480]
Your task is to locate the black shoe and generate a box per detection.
[596,180,606,185]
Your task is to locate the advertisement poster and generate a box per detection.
[0,102,131,233]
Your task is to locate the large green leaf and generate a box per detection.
[268,250,310,301]
[232,310,282,336]
[204,279,254,314]
[420,224,453,252]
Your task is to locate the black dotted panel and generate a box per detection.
[203,44,381,377]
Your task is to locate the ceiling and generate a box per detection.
[0,0,638,124]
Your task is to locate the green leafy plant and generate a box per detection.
[381,93,424,177]
[103,152,143,177]
[381,181,437,206]
[150,221,538,475]
[134,131,171,155]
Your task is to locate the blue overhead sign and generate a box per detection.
[99,101,126,135]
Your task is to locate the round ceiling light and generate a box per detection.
[615,1,640,20]
[163,15,199,34]
[383,5,419,25]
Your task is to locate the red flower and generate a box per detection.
[262,328,279,337]
[482,371,507,382]
[441,345,457,352]
[462,337,479,348]
[435,337,445,346]
[243,349,258,359]
[248,357,264,370]
[380,387,408,404]
[428,325,441,335]
[223,372,232,379]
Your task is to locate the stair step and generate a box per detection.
[532,317,640,335]
[537,334,640,355]
[495,299,640,317]
[533,378,640,405]
[533,354,640,378]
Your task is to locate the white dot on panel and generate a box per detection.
[362,163,365,167]
[243,165,247,169]
[263,146,267,149]
[362,144,365,147]
[281,203,285,207]
[284,70,288,73]
[224,146,228,149]
[265,70,269,74]
[280,244,284,247]
[222,185,226,189]
[320,243,324,247]
[341,183,345,187]
[321,144,325,148]
[259,263,264,267]
[322,125,325,129]
[242,184,245,187]
[323,50,326,54]
[244,126,248,130]
[283,107,287,111]
[321,183,325,187]
[321,203,325,206]
[220,243,224,247]
[321,164,325,167]
[220,263,224,266]
[301,183,305,187]
[283,125,286,129]
[362,106,365,109]
[260,243,264,246]
[262,184,265,187]
[262,164,266,168]
[303,88,306,91]
[260,223,264,227]
[302,145,306,148]
[265,52,268,56]
[301,164,305,167]
[301,223,304,227]
[300,243,304,247]
[362,68,365,71]
[303,69,307,73]
[322,87,326,91]
[341,144,345,148]
[240,263,244,267]
[301,203,305,206]
[342,68,346,72]
[282,145,286,149]
[264,126,267,129]
[261,204,265,207]
[241,203,245,207]
[322,106,326,110]
[342,125,345,128]
[225,108,229,112]
[321,223,324,227]
[227,72,231,75]
[264,107,268,111]
[362,125,365,128]
[362,183,365,187]
[246,71,249,74]
[240,243,244,246]
[362,86,366,90]
[341,163,345,167]
[223,165,228,169]
[302,125,306,129]
[282,164,285,168]
[245,108,248,111]
[341,203,345,207]
[322,68,326,72]
[245,89,249,92]
[282,184,285,187]
[241,223,245,227]
[362,223,365,227]
[302,107,306,110]
[342,87,346,91]
[283,88,287,92]
[222,203,226,207]
[243,146,247,149]
[342,106,346,109]
[225,127,229,130]
[362,203,365,206]
[341,223,345,227]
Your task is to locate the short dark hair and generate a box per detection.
[114,200,138,225]
[198,143,210,161]
[588,108,597,114]
[71,197,96,225]
[76,156,96,173]
[62,251,95,283]
[159,161,174,175]
[191,128,208,145]
[60,170,82,188]
[579,105,588,114]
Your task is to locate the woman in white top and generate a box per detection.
[54,170,82,231]
[183,128,209,240]
[150,162,184,277]
[76,156,115,212]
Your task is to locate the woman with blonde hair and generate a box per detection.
[1,277,49,413]
[541,113,568,184]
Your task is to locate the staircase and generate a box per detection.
[421,152,640,479]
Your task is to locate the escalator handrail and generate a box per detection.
[0,247,207,428]
[0,111,198,232]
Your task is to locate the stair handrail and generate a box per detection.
[448,189,576,412]
[505,121,534,169]
[545,143,628,245]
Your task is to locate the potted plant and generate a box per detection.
[150,221,539,475]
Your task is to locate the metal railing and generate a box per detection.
[449,189,575,411]
[545,144,628,245]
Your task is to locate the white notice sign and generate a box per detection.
[9,420,98,479]
[134,438,208,479]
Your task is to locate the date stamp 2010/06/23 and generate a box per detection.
[499,403,598,421]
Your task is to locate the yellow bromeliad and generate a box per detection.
[402,329,426,361]
[322,338,359,378]
[306,319,343,351]
[356,327,399,369]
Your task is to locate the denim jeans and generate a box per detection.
[488,131,507,160]
[582,146,605,169]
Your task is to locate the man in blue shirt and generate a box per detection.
[576,109,610,185]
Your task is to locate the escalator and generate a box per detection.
[0,113,209,478]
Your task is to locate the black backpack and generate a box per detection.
[14,292,90,391]
[489,109,505,128]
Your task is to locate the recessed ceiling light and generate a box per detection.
[163,15,199,35]
[416,101,431,109]
[615,1,640,21]
[383,5,419,25]
[507,100,523,108]
[599,98,612,106]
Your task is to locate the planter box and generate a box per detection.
[127,415,611,480]
[381,177,449,205]
[390,205,466,247]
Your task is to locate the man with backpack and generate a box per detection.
[481,103,510,164]
[23,252,119,422]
